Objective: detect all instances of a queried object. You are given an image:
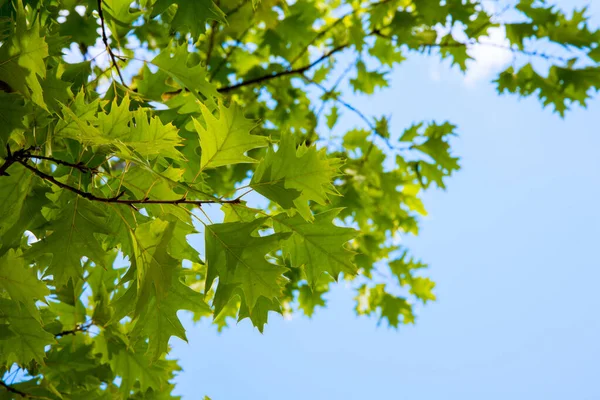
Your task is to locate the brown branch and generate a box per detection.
[97,0,127,87]
[218,44,348,93]
[0,380,28,398]
[1,150,242,207]
[1,147,98,175]
[55,322,93,338]
[25,154,98,174]
[0,145,25,176]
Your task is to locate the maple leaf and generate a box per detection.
[355,284,414,328]
[237,296,281,333]
[97,95,183,160]
[151,0,226,39]
[107,338,176,394]
[298,285,327,317]
[350,61,388,95]
[27,195,111,287]
[250,132,342,220]
[0,92,28,153]
[131,218,179,303]
[0,249,49,319]
[274,209,357,288]
[132,277,211,360]
[194,100,267,170]
[205,217,291,313]
[0,298,55,366]
[152,44,221,108]
[0,0,48,108]
[0,163,33,236]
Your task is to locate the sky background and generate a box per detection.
[170,1,600,398]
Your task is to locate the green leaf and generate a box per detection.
[350,61,388,94]
[0,249,49,318]
[131,276,211,360]
[250,132,341,220]
[297,285,326,317]
[131,218,179,303]
[151,0,226,39]
[27,195,111,287]
[0,0,48,108]
[108,339,176,394]
[0,163,32,236]
[237,295,281,333]
[0,298,55,366]
[274,209,357,287]
[355,284,414,328]
[326,106,339,129]
[194,100,267,170]
[205,217,291,314]
[152,44,221,108]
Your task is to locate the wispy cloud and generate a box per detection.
[464,27,513,86]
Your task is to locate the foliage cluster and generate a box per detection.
[0,0,598,397]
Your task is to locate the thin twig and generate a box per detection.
[97,0,127,87]
[373,29,569,63]
[25,154,98,174]
[0,149,244,207]
[55,322,93,338]
[0,380,28,398]
[0,146,30,176]
[17,159,242,206]
[219,44,348,93]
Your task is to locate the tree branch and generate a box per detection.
[97,0,127,87]
[55,322,93,338]
[1,148,243,207]
[0,146,31,176]
[16,159,241,206]
[0,380,28,398]
[25,154,98,174]
[218,44,348,93]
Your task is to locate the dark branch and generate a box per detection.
[0,380,28,398]
[0,149,243,207]
[1,147,97,175]
[218,44,348,93]
[55,322,92,338]
[24,154,98,174]
[17,159,242,206]
[0,146,30,176]
[97,0,127,87]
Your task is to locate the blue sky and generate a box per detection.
[171,2,600,399]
